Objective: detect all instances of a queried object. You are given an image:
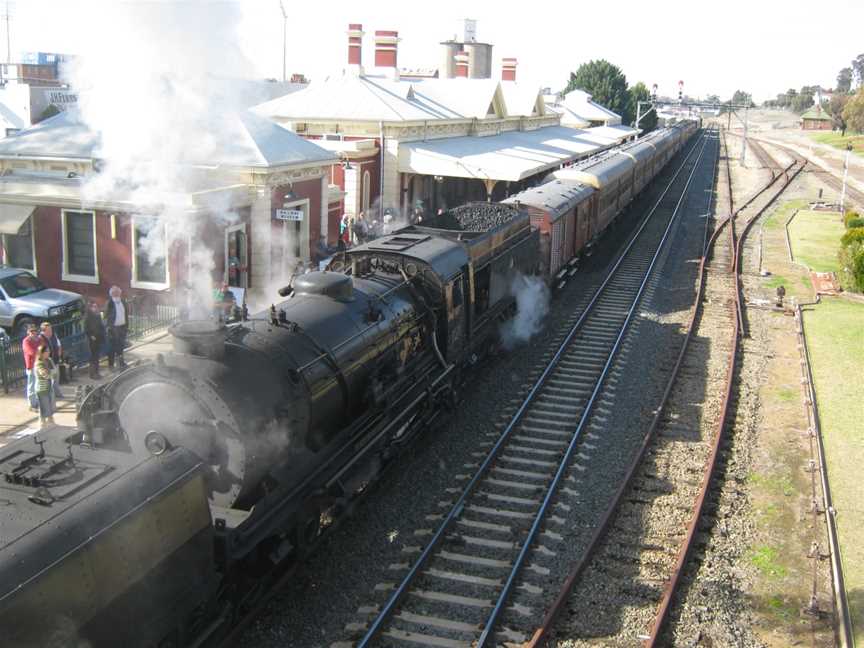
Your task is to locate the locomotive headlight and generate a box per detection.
[144,431,169,456]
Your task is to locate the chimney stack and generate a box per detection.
[454,50,469,78]
[502,57,517,82]
[374,30,400,79]
[347,24,364,76]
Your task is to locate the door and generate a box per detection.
[225,225,248,289]
[446,273,467,360]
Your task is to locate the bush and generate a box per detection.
[846,218,864,229]
[841,227,864,247]
[844,210,861,228]
[839,240,864,292]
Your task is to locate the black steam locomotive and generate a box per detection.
[0,123,697,647]
[0,209,539,648]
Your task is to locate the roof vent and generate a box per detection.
[293,271,354,301]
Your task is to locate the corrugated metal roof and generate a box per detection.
[253,74,542,123]
[800,107,832,120]
[398,125,619,182]
[548,89,623,127]
[500,81,543,117]
[0,108,336,168]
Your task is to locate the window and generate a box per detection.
[1,216,35,270]
[132,217,168,288]
[362,170,371,213]
[62,209,98,283]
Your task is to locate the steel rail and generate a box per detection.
[355,130,710,648]
[645,143,806,646]
[795,304,855,648]
[476,132,713,647]
[522,126,722,648]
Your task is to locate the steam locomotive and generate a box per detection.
[0,121,698,647]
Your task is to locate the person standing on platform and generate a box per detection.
[21,324,41,411]
[84,301,106,379]
[34,345,56,428]
[38,322,63,399]
[104,286,129,371]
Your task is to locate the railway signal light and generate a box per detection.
[678,80,683,104]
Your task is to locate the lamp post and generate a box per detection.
[839,142,852,216]
[279,0,287,83]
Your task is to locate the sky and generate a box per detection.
[6,0,864,103]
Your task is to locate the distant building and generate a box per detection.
[800,106,833,130]
[0,56,77,139]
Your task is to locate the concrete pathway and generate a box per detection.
[0,331,174,448]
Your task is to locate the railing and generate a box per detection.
[0,302,180,393]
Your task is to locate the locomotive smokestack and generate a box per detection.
[169,320,227,360]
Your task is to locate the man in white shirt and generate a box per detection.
[104,285,129,370]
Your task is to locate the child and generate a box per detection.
[34,345,56,428]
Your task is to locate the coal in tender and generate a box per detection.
[427,202,521,232]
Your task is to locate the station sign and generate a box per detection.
[275,209,304,222]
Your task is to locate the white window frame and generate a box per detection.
[130,215,170,290]
[61,208,99,284]
[1,215,37,273]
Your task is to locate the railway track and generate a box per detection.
[328,129,716,648]
[517,131,808,647]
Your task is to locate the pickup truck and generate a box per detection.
[0,267,85,336]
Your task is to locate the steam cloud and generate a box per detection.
[67,0,256,314]
[500,274,550,349]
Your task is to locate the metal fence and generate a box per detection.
[0,303,180,393]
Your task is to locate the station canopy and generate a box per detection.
[398,125,637,182]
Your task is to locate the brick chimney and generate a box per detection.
[502,57,517,82]
[454,50,469,78]
[374,30,400,79]
[347,24,364,76]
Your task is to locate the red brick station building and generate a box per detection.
[0,109,340,305]
[0,23,636,306]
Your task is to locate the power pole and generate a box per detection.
[279,0,287,82]
[839,142,852,215]
[740,105,749,164]
[4,1,11,65]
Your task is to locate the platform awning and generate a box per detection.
[398,126,619,183]
[0,203,34,234]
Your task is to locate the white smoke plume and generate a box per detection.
[500,274,550,349]
[66,1,256,314]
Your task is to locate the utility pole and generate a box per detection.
[3,1,11,65]
[741,105,749,164]
[279,0,287,83]
[839,142,852,215]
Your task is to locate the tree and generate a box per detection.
[843,87,864,132]
[628,82,657,132]
[34,104,61,124]
[706,94,720,105]
[853,54,864,89]
[837,67,853,94]
[827,94,851,133]
[731,90,752,107]
[565,60,630,123]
